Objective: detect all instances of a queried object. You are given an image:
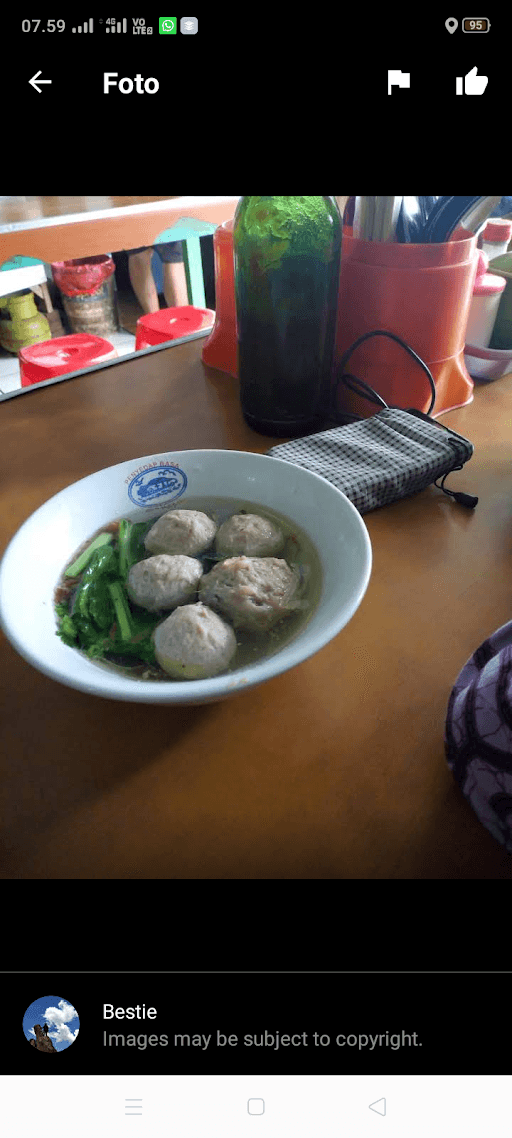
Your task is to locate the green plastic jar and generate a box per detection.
[233,196,342,436]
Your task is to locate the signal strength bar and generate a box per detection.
[72,18,94,32]
[106,18,127,32]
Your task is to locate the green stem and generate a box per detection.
[107,581,133,642]
[118,518,132,579]
[65,532,113,577]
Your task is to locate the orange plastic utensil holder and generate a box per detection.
[333,227,479,419]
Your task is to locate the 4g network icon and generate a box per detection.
[387,67,488,95]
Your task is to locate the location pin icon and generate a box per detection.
[445,17,458,33]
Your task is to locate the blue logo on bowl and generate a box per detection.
[127,464,187,507]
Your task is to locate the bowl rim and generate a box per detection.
[0,449,372,703]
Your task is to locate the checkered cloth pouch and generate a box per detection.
[268,407,475,514]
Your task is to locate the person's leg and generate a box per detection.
[128,248,159,313]
[162,261,189,307]
[154,241,189,307]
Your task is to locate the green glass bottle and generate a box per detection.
[233,196,342,437]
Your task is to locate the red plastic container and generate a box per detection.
[19,334,117,387]
[201,219,238,377]
[50,255,116,297]
[334,226,479,418]
[135,306,215,351]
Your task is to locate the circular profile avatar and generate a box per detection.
[23,996,79,1052]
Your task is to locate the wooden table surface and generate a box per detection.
[1,338,512,879]
[0,195,239,262]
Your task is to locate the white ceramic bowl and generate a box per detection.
[464,342,512,381]
[0,450,372,705]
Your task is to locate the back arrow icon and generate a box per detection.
[29,71,52,93]
[369,1099,386,1116]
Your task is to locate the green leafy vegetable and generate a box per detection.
[87,577,114,630]
[57,519,161,669]
[56,612,78,646]
[65,531,113,577]
[107,580,133,642]
[106,632,157,666]
[73,545,118,623]
[118,519,152,580]
[118,519,131,580]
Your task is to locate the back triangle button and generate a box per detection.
[369,1098,386,1116]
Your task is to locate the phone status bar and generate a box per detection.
[21,18,198,35]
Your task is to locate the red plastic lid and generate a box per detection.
[472,250,507,296]
[19,334,116,376]
[137,306,208,335]
[482,219,512,243]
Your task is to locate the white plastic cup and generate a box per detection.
[465,250,506,349]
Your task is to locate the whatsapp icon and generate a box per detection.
[159,17,177,33]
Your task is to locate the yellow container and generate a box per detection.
[0,291,51,354]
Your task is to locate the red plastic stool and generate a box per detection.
[19,334,117,387]
[135,305,215,351]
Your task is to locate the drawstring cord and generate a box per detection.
[434,467,479,508]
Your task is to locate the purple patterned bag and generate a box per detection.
[445,620,512,853]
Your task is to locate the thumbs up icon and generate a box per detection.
[456,66,488,94]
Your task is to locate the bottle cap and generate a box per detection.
[472,249,507,296]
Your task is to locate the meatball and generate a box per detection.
[145,509,217,557]
[199,555,305,632]
[215,512,284,558]
[153,602,237,679]
[126,554,203,612]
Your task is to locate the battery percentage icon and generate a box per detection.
[462,17,491,32]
